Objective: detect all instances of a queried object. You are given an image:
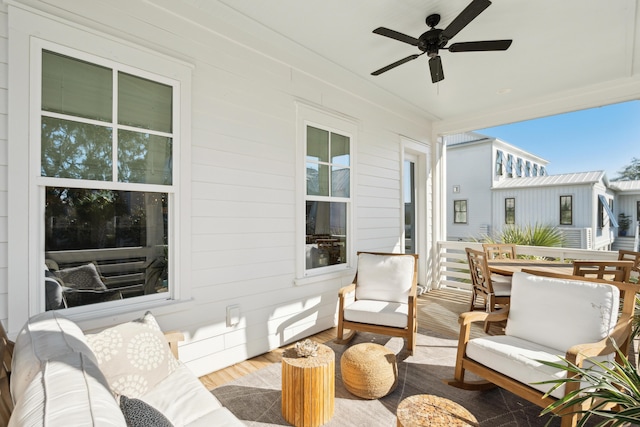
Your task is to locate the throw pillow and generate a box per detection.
[120,395,173,427]
[86,311,179,398]
[54,263,106,290]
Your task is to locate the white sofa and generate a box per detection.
[8,311,244,427]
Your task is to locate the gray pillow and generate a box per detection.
[54,263,106,290]
[119,395,173,427]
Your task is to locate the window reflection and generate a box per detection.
[305,201,346,269]
[45,187,169,310]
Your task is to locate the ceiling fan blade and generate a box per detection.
[441,0,492,41]
[372,27,419,46]
[371,54,421,76]
[448,39,512,52]
[429,56,444,83]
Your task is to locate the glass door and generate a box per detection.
[404,155,417,254]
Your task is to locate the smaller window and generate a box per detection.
[532,164,538,176]
[525,161,531,177]
[506,154,514,178]
[505,198,515,224]
[516,158,523,177]
[539,166,546,176]
[560,195,572,225]
[495,150,504,175]
[454,200,468,224]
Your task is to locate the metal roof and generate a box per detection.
[492,171,606,189]
[610,180,640,192]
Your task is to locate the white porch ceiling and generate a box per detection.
[165,0,640,131]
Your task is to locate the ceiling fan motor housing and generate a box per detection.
[418,28,447,57]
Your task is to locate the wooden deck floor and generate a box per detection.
[199,287,479,390]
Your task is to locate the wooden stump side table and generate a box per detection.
[396,394,478,427]
[281,343,335,427]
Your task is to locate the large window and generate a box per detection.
[505,198,515,224]
[454,200,468,224]
[305,125,351,271]
[560,195,573,225]
[39,48,176,310]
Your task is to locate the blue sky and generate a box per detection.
[476,100,640,179]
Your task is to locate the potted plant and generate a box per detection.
[618,213,632,236]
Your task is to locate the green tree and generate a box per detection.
[613,157,640,181]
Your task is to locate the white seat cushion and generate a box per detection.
[355,253,415,303]
[466,334,611,399]
[141,363,245,426]
[343,299,408,328]
[506,272,619,353]
[491,276,512,296]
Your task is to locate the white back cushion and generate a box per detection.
[506,272,619,352]
[9,352,126,427]
[355,253,415,303]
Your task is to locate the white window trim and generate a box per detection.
[294,103,357,285]
[7,6,194,334]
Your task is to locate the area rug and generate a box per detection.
[210,328,574,426]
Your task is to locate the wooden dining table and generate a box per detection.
[487,258,575,276]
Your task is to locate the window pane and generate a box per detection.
[118,72,172,133]
[42,50,112,122]
[305,201,346,269]
[118,130,172,185]
[331,166,350,197]
[41,116,113,180]
[505,198,515,224]
[331,133,350,166]
[306,163,329,196]
[45,187,169,309]
[560,196,572,225]
[306,126,329,163]
[454,200,467,224]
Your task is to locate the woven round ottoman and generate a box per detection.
[340,342,397,399]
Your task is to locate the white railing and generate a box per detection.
[435,241,619,291]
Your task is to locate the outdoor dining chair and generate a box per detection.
[572,260,634,283]
[618,250,640,283]
[466,248,511,332]
[482,243,517,260]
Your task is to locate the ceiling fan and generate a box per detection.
[371,0,512,83]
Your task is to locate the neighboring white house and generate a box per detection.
[446,133,640,251]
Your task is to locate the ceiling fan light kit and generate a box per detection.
[371,0,512,83]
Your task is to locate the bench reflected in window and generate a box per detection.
[45,187,168,310]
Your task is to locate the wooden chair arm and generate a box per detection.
[338,283,356,298]
[163,330,185,359]
[566,314,633,365]
[459,306,509,326]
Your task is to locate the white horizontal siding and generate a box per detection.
[2,1,432,376]
[0,7,7,326]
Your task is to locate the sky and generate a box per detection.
[476,100,640,179]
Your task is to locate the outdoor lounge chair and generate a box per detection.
[336,252,418,354]
[446,271,639,427]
